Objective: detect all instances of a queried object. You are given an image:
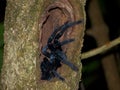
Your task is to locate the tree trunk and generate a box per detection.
[0,0,86,90]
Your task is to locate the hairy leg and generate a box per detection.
[41,45,50,58]
[60,39,75,46]
[54,20,82,40]
[56,50,79,72]
[48,20,82,44]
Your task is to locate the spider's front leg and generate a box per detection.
[47,20,82,46]
[41,45,50,58]
[54,20,82,41]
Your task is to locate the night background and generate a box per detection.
[0,0,120,90]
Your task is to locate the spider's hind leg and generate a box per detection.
[52,70,65,81]
[57,50,79,72]
[40,57,55,80]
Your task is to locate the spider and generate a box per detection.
[40,20,82,81]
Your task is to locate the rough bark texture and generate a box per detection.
[1,0,42,89]
[0,0,86,90]
[87,0,120,90]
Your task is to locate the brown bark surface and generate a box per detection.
[0,0,86,90]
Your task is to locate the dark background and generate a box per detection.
[81,0,120,90]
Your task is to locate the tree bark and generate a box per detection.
[0,0,86,90]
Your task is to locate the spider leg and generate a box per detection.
[41,57,64,81]
[60,38,75,46]
[41,45,50,58]
[40,58,51,80]
[40,57,55,80]
[47,20,82,44]
[47,24,64,44]
[53,20,82,48]
[52,70,65,81]
[61,20,82,31]
[56,50,79,72]
[54,38,75,48]
[54,20,82,40]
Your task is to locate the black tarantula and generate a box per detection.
[40,20,82,81]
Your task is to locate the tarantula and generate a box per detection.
[40,20,82,81]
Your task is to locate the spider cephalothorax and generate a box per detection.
[40,20,82,81]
